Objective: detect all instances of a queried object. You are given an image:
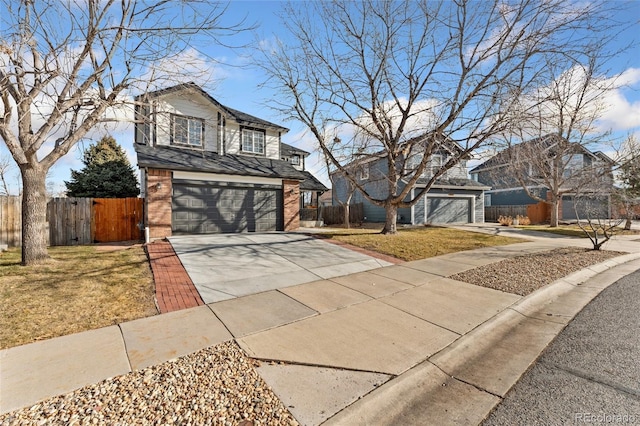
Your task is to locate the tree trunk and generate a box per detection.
[20,164,49,265]
[343,203,350,229]
[624,218,632,231]
[381,204,398,234]
[550,199,559,227]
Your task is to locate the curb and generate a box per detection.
[323,252,640,425]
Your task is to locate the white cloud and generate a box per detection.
[596,68,640,132]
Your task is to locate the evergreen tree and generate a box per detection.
[620,155,640,197]
[65,136,139,198]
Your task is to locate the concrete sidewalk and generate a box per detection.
[2,236,640,424]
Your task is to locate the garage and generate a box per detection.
[562,195,609,221]
[172,180,283,233]
[427,197,471,223]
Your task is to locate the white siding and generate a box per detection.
[265,130,280,159]
[227,125,280,160]
[146,91,284,161]
[225,121,241,154]
[153,93,218,152]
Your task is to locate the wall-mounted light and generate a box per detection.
[156,182,163,190]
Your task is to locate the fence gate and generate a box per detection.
[92,198,143,243]
[47,198,92,246]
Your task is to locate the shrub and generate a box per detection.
[516,215,531,225]
[498,215,513,226]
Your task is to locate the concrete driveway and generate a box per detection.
[168,233,393,303]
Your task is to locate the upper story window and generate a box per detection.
[359,164,369,180]
[290,154,301,166]
[562,154,583,178]
[429,154,443,176]
[171,114,204,147]
[242,128,265,155]
[406,153,444,178]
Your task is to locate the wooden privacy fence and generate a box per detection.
[47,197,143,246]
[93,198,144,242]
[321,202,364,225]
[526,202,550,224]
[47,198,92,245]
[0,196,21,248]
[485,202,549,224]
[300,208,319,221]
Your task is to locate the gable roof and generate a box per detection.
[337,132,469,172]
[469,134,615,173]
[135,82,289,132]
[135,144,327,191]
[281,142,310,157]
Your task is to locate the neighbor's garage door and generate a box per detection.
[427,197,471,223]
[562,195,609,221]
[172,180,283,233]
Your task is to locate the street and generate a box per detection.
[484,267,640,425]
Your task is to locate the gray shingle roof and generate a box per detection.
[299,170,328,191]
[135,144,327,191]
[281,142,310,157]
[136,145,301,179]
[135,82,288,132]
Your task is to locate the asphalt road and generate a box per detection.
[483,267,640,425]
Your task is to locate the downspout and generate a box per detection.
[143,167,150,243]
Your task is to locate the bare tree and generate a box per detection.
[573,191,624,250]
[493,52,626,227]
[259,0,619,234]
[614,135,640,230]
[0,0,249,264]
[0,154,16,195]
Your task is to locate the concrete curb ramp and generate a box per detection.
[323,255,640,425]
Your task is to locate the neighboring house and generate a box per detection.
[332,137,489,225]
[134,82,327,238]
[470,134,615,220]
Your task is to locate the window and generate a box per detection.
[359,164,369,180]
[562,154,583,178]
[242,128,265,155]
[171,114,203,147]
[429,154,443,177]
[290,154,301,165]
[406,153,444,178]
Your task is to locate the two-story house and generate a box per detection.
[470,134,615,220]
[332,137,489,225]
[134,83,327,238]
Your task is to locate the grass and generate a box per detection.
[517,224,640,238]
[0,245,157,349]
[321,226,523,261]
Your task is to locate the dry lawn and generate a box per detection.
[0,245,157,349]
[323,226,523,261]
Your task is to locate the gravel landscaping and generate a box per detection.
[0,341,297,426]
[450,247,623,296]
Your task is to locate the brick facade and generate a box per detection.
[283,180,300,231]
[146,169,172,239]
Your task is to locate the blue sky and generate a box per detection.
[2,0,639,195]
